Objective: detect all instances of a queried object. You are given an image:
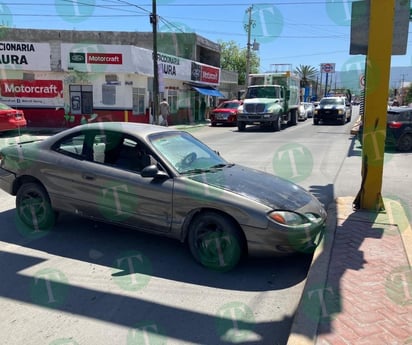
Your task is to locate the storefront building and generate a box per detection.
[0,29,238,128]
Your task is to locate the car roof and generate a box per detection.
[39,122,179,146]
[388,106,412,114]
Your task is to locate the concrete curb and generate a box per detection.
[286,201,337,345]
[286,196,412,345]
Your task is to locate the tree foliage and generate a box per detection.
[294,64,318,87]
[405,84,412,105]
[219,40,260,86]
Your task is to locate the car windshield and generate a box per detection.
[320,98,344,106]
[387,111,401,121]
[217,102,240,109]
[149,131,228,174]
[246,86,281,99]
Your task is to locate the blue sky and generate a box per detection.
[2,0,412,74]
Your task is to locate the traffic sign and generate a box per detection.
[321,63,335,74]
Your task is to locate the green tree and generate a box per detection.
[294,64,318,87]
[405,84,412,105]
[219,40,260,86]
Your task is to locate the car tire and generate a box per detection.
[211,122,217,127]
[188,211,245,271]
[313,119,319,125]
[397,133,412,152]
[16,182,56,231]
[237,122,246,132]
[341,116,346,125]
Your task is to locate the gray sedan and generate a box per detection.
[0,122,326,271]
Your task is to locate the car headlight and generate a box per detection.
[268,211,323,227]
[338,109,344,114]
[269,211,307,226]
[237,106,244,114]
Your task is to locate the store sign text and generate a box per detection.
[0,80,63,98]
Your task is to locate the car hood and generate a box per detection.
[212,108,237,113]
[187,164,320,211]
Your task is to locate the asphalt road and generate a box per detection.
[1,106,410,345]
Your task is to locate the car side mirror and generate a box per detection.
[141,165,168,179]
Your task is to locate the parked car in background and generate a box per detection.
[297,104,307,121]
[358,106,412,152]
[209,100,243,126]
[0,122,326,271]
[0,102,27,132]
[313,96,352,125]
[302,102,315,118]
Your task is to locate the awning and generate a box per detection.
[192,86,224,98]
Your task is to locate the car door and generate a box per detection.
[48,129,173,233]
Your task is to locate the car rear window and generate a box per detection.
[387,111,404,121]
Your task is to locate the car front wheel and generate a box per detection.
[188,211,245,271]
[397,133,412,152]
[16,182,56,231]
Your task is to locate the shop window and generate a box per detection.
[132,87,146,115]
[168,90,178,113]
[69,85,93,115]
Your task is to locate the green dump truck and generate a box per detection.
[237,71,301,131]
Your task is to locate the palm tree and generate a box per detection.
[294,65,318,88]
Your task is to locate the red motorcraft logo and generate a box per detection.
[200,65,219,84]
[87,53,123,64]
[0,80,63,98]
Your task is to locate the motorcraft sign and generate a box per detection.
[0,42,51,71]
[0,79,64,107]
[62,43,131,72]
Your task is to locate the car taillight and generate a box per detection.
[388,122,402,129]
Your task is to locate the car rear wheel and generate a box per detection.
[188,211,245,271]
[397,133,412,152]
[16,182,56,231]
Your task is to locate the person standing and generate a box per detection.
[159,98,170,126]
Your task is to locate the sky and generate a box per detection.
[1,0,412,75]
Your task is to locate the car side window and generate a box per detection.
[54,134,87,159]
[102,132,153,173]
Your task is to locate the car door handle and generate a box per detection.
[82,173,96,180]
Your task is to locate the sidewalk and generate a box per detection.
[287,196,412,345]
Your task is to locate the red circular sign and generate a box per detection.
[323,64,333,73]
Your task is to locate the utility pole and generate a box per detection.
[244,5,254,89]
[150,0,159,125]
